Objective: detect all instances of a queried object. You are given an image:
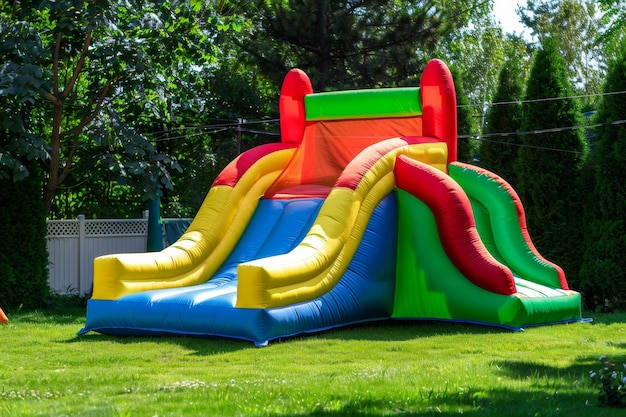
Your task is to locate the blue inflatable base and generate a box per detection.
[80,195,399,346]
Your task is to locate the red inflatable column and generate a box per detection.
[420,59,458,165]
[279,69,313,144]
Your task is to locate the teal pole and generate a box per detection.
[146,197,163,252]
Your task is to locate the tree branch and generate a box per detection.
[60,30,92,101]
[58,80,112,185]
[43,92,62,106]
[52,32,61,96]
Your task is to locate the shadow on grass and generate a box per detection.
[39,309,617,357]
[66,331,253,355]
[73,314,587,352]
[294,319,512,343]
[495,354,626,383]
[68,320,491,352]
[586,312,626,325]
[58,318,512,358]
[258,387,608,417]
[8,306,87,325]
[607,341,626,350]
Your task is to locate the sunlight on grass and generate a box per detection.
[1,309,626,416]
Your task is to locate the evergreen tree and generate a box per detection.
[514,37,587,286]
[233,1,456,90]
[479,62,526,186]
[578,43,626,310]
[450,66,479,163]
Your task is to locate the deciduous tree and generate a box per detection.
[0,0,237,305]
[0,0,232,216]
[518,0,604,108]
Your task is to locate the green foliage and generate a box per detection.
[578,43,626,310]
[0,18,51,182]
[479,46,527,186]
[0,164,49,309]
[579,221,626,310]
[450,66,479,163]
[234,1,457,91]
[589,356,626,408]
[518,0,604,107]
[598,0,626,58]
[515,37,587,288]
[154,59,280,218]
[435,15,509,136]
[1,0,237,217]
[590,51,626,222]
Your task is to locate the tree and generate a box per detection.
[0,0,238,306]
[450,65,479,163]
[479,36,529,186]
[598,0,626,56]
[514,37,587,286]
[518,0,605,109]
[1,0,233,217]
[435,11,507,135]
[232,0,463,91]
[578,43,626,310]
[159,59,281,217]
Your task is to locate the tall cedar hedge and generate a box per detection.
[0,163,49,310]
[578,43,626,310]
[514,37,587,289]
[479,63,525,187]
[450,66,479,164]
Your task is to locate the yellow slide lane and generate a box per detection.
[92,147,297,300]
[236,140,448,308]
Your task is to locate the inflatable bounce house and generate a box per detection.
[80,59,583,346]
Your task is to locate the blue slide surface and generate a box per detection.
[81,195,399,345]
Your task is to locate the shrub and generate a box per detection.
[0,166,49,309]
[589,356,626,408]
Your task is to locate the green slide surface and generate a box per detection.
[393,164,582,328]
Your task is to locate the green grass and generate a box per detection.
[1,305,625,416]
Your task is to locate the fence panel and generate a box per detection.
[46,216,192,296]
[47,215,148,296]
[46,220,81,295]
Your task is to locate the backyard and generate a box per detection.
[1,304,625,416]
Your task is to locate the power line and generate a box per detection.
[458,90,626,109]
[239,128,280,136]
[459,118,626,141]
[152,127,231,142]
[474,137,585,155]
[147,119,280,142]
[151,115,625,150]
[147,90,626,142]
[150,118,280,138]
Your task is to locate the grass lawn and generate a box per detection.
[1,304,625,417]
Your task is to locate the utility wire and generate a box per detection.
[459,118,626,140]
[473,137,586,155]
[66,89,626,154]
[148,117,626,157]
[150,118,280,137]
[152,127,231,141]
[239,128,280,136]
[141,90,626,141]
[458,90,626,109]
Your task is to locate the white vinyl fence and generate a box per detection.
[46,215,190,296]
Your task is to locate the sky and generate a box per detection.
[492,0,529,36]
